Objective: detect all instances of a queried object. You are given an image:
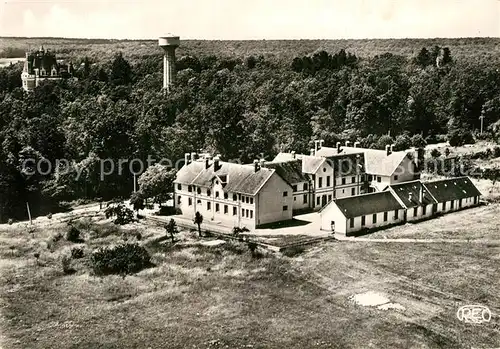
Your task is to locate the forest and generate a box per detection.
[1,37,500,222]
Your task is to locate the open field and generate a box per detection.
[0,209,499,348]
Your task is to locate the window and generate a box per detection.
[207,202,211,210]
[197,199,201,204]
[342,189,345,194]
[351,188,355,196]
[294,197,296,201]
[245,197,249,204]
[361,174,365,181]
[451,200,454,209]
[242,208,245,216]
[342,178,346,185]
[188,198,192,206]
[250,198,254,204]
[394,210,398,219]
[318,177,323,188]
[233,207,237,216]
[197,187,201,194]
[188,186,193,192]
[224,205,228,214]
[245,209,249,218]
[422,205,426,215]
[350,218,354,228]
[178,196,182,204]
[233,194,237,201]
[224,193,228,199]
[241,196,245,202]
[283,191,288,197]
[207,189,211,196]
[292,185,298,192]
[394,175,399,181]
[303,183,308,191]
[351,176,355,184]
[372,214,377,224]
[303,194,308,204]
[413,207,418,216]
[368,175,373,181]
[250,210,253,219]
[442,202,446,210]
[377,177,382,183]
[317,197,320,205]
[361,216,366,226]
[283,205,288,211]
[216,192,220,198]
[326,176,331,187]
[383,212,388,221]
[177,184,181,190]
[328,195,332,202]
[323,168,326,172]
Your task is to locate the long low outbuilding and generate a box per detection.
[321,176,482,235]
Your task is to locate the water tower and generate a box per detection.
[158,35,180,93]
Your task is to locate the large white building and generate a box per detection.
[174,154,293,229]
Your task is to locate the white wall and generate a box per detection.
[256,173,294,226]
[320,203,347,234]
[406,204,435,222]
[291,180,310,211]
[392,155,418,183]
[345,209,405,235]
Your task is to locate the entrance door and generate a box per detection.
[474,196,478,205]
[330,221,335,233]
[322,195,327,207]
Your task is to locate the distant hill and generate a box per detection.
[1,36,500,63]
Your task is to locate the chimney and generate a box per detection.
[260,158,266,168]
[314,140,319,153]
[386,145,391,156]
[345,141,351,147]
[253,159,260,172]
[205,158,210,169]
[214,155,220,171]
[354,141,360,148]
[310,149,315,156]
[191,152,197,162]
[319,139,324,149]
[336,142,341,153]
[291,151,296,159]
[390,144,395,153]
[184,153,191,166]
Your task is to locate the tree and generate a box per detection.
[109,52,133,86]
[129,191,145,216]
[393,134,411,151]
[193,212,203,237]
[444,148,451,157]
[411,134,427,148]
[165,218,179,243]
[138,165,176,206]
[375,135,394,150]
[415,47,432,67]
[430,149,441,158]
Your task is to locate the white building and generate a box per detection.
[320,191,406,235]
[174,154,294,229]
[272,150,365,211]
[388,180,439,221]
[316,141,419,192]
[422,177,482,213]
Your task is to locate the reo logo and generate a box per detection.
[456,305,492,324]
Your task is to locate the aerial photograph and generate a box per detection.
[0,0,499,348]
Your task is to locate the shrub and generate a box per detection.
[47,213,53,219]
[7,219,13,225]
[156,206,181,216]
[135,232,142,241]
[411,134,427,148]
[90,243,152,276]
[104,204,135,225]
[247,241,258,258]
[61,255,75,274]
[281,245,306,257]
[66,226,83,243]
[448,129,475,147]
[494,146,500,158]
[71,247,84,259]
[393,134,411,151]
[430,149,441,158]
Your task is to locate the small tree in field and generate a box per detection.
[138,164,176,207]
[193,212,203,237]
[165,219,179,243]
[129,191,145,217]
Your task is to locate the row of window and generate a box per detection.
[185,198,255,218]
[318,176,359,189]
[292,184,309,192]
[353,210,399,228]
[180,184,254,204]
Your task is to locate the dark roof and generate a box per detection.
[389,180,438,208]
[325,153,365,176]
[264,160,309,185]
[329,191,404,219]
[175,160,278,196]
[423,177,482,203]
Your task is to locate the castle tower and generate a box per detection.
[158,35,180,93]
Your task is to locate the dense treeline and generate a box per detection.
[1,43,500,222]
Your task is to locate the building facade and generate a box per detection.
[174,154,294,229]
[21,46,74,91]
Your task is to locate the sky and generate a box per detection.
[0,0,499,40]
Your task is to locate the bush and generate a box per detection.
[47,213,53,219]
[104,204,135,225]
[7,218,13,225]
[66,226,83,243]
[135,232,142,241]
[281,245,306,257]
[71,247,84,259]
[90,243,152,276]
[494,146,500,158]
[155,206,181,216]
[430,149,441,158]
[448,129,475,147]
[61,255,75,274]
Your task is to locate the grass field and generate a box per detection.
[0,208,499,348]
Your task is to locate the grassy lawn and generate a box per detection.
[0,212,499,348]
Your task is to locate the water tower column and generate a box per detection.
[158,35,180,94]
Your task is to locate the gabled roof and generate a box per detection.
[316,146,411,177]
[325,153,365,176]
[175,160,279,196]
[264,160,309,185]
[423,177,482,203]
[389,180,438,208]
[271,152,326,174]
[323,191,404,219]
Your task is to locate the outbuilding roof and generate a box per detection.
[175,160,279,196]
[389,180,438,208]
[325,191,404,219]
[423,177,482,203]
